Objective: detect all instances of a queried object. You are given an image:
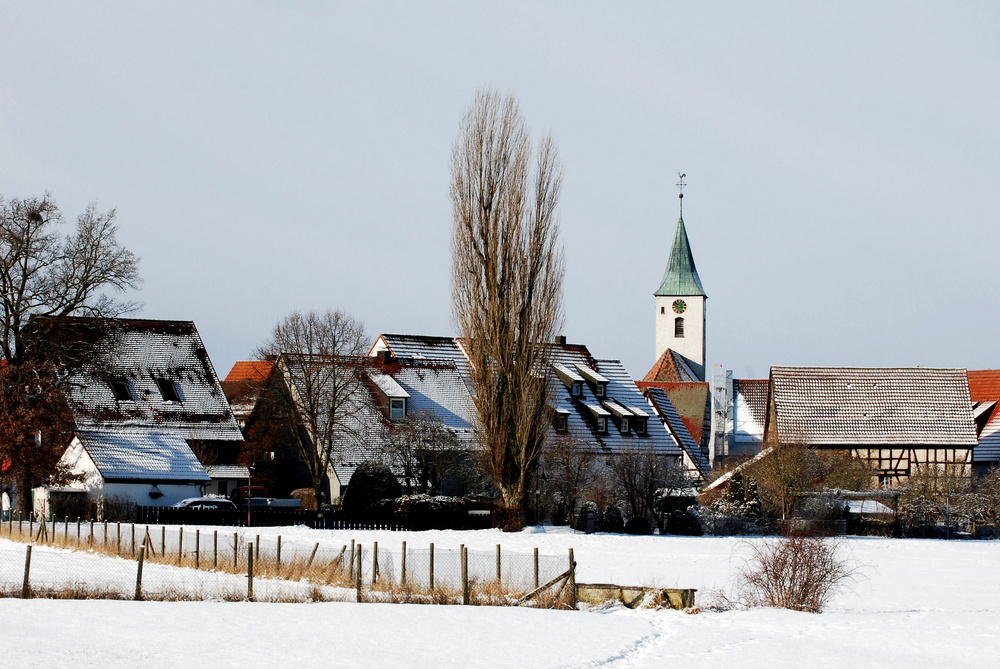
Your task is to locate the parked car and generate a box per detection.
[173,497,237,510]
[229,486,302,509]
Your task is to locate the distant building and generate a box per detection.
[968,369,1000,474]
[764,366,977,485]
[37,318,243,515]
[727,378,768,457]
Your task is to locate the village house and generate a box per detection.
[968,369,1000,475]
[763,366,978,485]
[34,318,243,517]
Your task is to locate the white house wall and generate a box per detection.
[103,482,202,508]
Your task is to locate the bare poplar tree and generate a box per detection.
[0,193,141,513]
[450,89,565,522]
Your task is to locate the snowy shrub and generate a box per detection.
[796,495,846,521]
[598,504,625,533]
[663,507,703,536]
[735,536,859,613]
[342,462,402,519]
[624,516,652,535]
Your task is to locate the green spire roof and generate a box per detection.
[655,215,707,297]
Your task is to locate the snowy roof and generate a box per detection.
[370,334,473,390]
[76,430,211,483]
[544,344,681,457]
[204,464,250,479]
[368,371,411,400]
[768,367,977,447]
[55,318,243,442]
[645,386,711,478]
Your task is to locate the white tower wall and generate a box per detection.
[655,294,706,378]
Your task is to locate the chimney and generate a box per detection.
[555,335,567,346]
[380,350,395,364]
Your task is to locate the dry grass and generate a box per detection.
[0,520,570,607]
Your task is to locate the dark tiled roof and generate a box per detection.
[75,429,211,483]
[644,386,710,478]
[769,367,976,447]
[371,334,473,392]
[58,318,243,442]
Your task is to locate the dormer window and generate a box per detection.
[390,398,406,421]
[109,378,133,402]
[619,416,630,434]
[596,416,608,434]
[554,412,569,433]
[634,417,647,435]
[594,384,605,398]
[674,317,685,337]
[571,382,582,397]
[156,378,181,403]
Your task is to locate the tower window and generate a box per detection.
[660,306,665,314]
[674,317,685,338]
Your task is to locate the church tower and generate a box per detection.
[654,180,707,381]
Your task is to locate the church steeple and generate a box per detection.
[654,175,707,382]
[655,179,706,297]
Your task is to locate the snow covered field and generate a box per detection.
[2,526,999,667]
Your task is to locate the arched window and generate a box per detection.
[674,317,685,337]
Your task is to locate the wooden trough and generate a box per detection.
[575,583,696,610]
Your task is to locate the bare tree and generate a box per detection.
[0,193,141,513]
[544,436,598,528]
[254,310,369,506]
[450,89,565,523]
[607,449,687,529]
[383,410,462,495]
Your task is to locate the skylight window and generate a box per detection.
[156,378,181,403]
[108,378,133,402]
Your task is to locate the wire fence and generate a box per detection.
[0,516,573,607]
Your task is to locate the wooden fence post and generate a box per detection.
[461,545,469,605]
[429,542,435,590]
[103,521,108,548]
[348,540,355,580]
[116,521,121,554]
[255,534,260,564]
[64,516,69,543]
[213,530,218,570]
[135,546,146,601]
[22,544,32,599]
[568,548,576,609]
[401,541,407,585]
[496,544,501,583]
[247,542,254,602]
[355,543,362,603]
[372,541,378,585]
[131,523,136,557]
[195,529,200,570]
[178,527,183,566]
[161,526,166,556]
[89,520,94,546]
[276,536,282,573]
[77,518,81,547]
[534,547,539,589]
[307,542,319,568]
[233,532,238,570]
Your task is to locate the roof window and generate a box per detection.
[596,416,608,434]
[619,416,630,434]
[553,409,570,434]
[108,378,133,402]
[156,378,181,403]
[674,317,685,338]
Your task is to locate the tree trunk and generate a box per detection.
[17,469,31,519]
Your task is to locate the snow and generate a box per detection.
[2,527,999,667]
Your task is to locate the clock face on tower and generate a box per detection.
[672,299,687,314]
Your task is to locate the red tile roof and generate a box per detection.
[643,349,698,383]
[968,370,1000,402]
[224,361,273,383]
[636,381,709,445]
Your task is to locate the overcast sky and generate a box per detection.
[2,2,997,382]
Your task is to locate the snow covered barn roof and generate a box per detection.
[369,334,473,390]
[54,318,243,442]
[766,367,977,447]
[75,430,211,484]
[968,370,1000,462]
